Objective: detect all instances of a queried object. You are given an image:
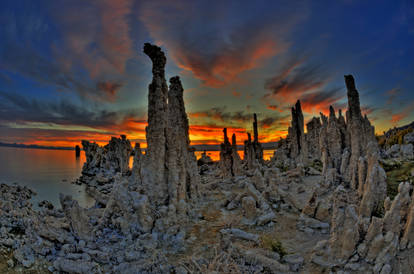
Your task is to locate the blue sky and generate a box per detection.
[0,0,413,146]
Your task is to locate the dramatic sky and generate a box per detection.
[0,0,413,147]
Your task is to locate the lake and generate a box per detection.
[0,146,275,209]
[0,146,94,209]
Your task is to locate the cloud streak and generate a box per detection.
[139,0,307,87]
[263,56,344,113]
[0,90,144,131]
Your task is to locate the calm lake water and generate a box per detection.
[0,147,275,209]
[0,147,94,209]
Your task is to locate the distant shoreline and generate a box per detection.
[0,142,74,151]
[0,142,278,152]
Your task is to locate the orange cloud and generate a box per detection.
[96,81,123,101]
[174,39,281,87]
[54,0,133,80]
[390,102,414,124]
[300,88,344,114]
[138,0,293,88]
[232,90,241,97]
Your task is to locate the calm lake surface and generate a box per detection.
[0,147,94,209]
[0,147,275,209]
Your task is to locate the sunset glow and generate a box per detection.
[0,1,413,149]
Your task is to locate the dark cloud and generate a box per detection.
[189,107,252,124]
[139,0,308,87]
[189,107,289,132]
[263,56,344,113]
[0,1,136,103]
[264,58,326,101]
[0,90,143,129]
[96,81,123,101]
[0,44,125,102]
[299,87,345,112]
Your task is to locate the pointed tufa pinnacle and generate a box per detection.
[223,128,229,144]
[232,134,237,147]
[295,100,302,113]
[253,113,259,143]
[345,74,362,119]
[329,106,335,118]
[344,74,356,91]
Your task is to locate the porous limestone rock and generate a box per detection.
[244,114,264,170]
[141,43,169,204]
[219,128,242,177]
[59,194,93,241]
[288,100,306,161]
[80,135,132,189]
[306,117,322,160]
[166,76,200,216]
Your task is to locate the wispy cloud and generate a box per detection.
[0,0,136,103]
[139,0,307,87]
[0,90,144,131]
[384,87,400,105]
[390,102,414,124]
[263,56,343,113]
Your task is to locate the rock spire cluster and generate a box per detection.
[1,43,412,273]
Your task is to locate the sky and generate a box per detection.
[0,0,413,147]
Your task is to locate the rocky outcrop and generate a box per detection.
[384,143,414,159]
[78,44,200,239]
[319,107,346,174]
[115,44,200,234]
[141,43,169,204]
[80,135,132,191]
[219,129,242,177]
[301,75,408,272]
[244,114,264,170]
[344,75,376,189]
[81,135,132,176]
[3,40,413,273]
[166,76,200,216]
[306,117,322,160]
[288,100,306,160]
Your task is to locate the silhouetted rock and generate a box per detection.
[244,114,264,170]
[75,145,80,157]
[219,128,236,177]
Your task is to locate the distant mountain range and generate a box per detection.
[0,142,74,151]
[0,141,279,152]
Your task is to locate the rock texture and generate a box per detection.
[79,135,132,194]
[244,114,264,170]
[1,43,413,274]
[219,128,242,177]
[141,42,169,204]
[133,44,200,227]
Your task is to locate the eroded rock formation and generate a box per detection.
[219,128,242,177]
[244,114,264,170]
[80,135,132,190]
[1,41,413,273]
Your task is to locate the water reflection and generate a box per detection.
[0,147,94,209]
[0,147,274,209]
